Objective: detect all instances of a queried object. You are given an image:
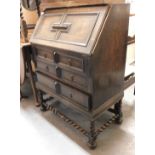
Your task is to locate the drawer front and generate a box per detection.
[36,47,84,72]
[37,48,53,60]
[36,73,90,109]
[36,60,88,91]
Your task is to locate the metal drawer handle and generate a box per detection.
[53,51,59,63]
[54,81,61,94]
[52,24,68,30]
[55,66,62,78]
[51,23,72,31]
[46,66,49,71]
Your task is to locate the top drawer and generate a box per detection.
[35,46,84,72]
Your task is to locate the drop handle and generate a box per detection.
[53,51,59,63]
[55,66,61,78]
[54,81,61,94]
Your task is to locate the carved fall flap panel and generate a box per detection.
[31,6,109,54]
[34,13,99,46]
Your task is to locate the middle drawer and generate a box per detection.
[36,59,89,92]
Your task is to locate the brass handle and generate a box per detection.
[51,23,72,31]
[52,24,68,30]
[56,66,61,78]
[54,81,61,94]
[53,51,59,63]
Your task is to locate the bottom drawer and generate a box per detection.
[36,73,90,110]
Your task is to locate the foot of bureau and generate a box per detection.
[29,2,130,150]
[114,100,123,124]
[87,121,97,149]
[40,103,48,112]
[37,93,123,149]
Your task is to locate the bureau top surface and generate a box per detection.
[30,5,109,55]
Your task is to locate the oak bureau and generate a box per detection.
[30,2,130,149]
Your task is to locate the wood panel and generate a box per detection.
[40,0,125,11]
[31,6,108,54]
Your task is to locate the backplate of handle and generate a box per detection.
[53,51,59,63]
[56,66,62,78]
[54,81,61,94]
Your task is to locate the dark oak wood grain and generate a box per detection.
[30,3,130,149]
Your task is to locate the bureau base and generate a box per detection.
[37,90,123,149]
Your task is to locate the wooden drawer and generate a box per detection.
[36,73,90,109]
[35,46,84,72]
[36,60,89,92]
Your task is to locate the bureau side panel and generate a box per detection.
[91,4,130,109]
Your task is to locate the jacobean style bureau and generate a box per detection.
[30,3,130,149]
